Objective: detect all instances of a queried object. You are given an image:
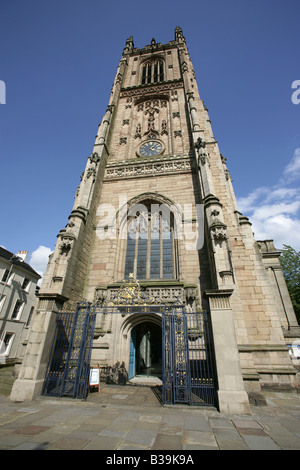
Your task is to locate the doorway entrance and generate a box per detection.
[129,322,162,380]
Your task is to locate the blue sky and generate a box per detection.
[0,0,300,276]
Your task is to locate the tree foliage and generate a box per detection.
[279,245,300,324]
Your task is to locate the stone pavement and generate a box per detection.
[0,383,300,450]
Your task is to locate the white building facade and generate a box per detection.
[0,248,40,365]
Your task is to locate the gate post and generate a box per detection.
[205,290,250,414]
[10,295,67,402]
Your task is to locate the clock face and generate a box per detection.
[139,140,163,157]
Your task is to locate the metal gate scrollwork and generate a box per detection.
[42,277,216,406]
[162,307,216,406]
[42,301,96,399]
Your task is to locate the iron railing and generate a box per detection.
[42,302,96,399]
[42,302,216,406]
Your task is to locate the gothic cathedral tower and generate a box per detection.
[11,28,299,413]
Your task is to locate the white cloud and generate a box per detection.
[236,148,300,251]
[264,187,299,203]
[236,187,269,213]
[252,201,300,220]
[283,148,300,179]
[29,246,52,282]
[250,213,300,249]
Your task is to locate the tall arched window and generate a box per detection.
[141,59,164,85]
[124,202,176,280]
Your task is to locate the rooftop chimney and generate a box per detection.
[17,250,28,263]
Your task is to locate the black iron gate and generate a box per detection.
[42,302,216,406]
[42,302,96,399]
[162,307,216,406]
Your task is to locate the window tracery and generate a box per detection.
[141,59,164,85]
[124,202,176,280]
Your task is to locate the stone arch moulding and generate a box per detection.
[139,54,165,65]
[134,93,169,106]
[115,313,162,380]
[120,312,162,337]
[115,191,183,238]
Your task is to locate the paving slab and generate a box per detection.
[123,428,157,446]
[81,435,123,450]
[49,422,80,435]
[118,442,152,450]
[213,427,246,442]
[264,432,300,450]
[14,425,52,435]
[232,419,264,430]
[27,430,62,445]
[184,430,218,448]
[209,417,236,429]
[184,416,211,431]
[242,434,281,450]
[153,433,183,449]
[99,429,127,438]
[49,437,89,450]
[111,394,128,400]
[158,422,183,435]
[14,441,47,450]
[0,386,299,450]
[139,414,163,423]
[104,417,137,431]
[0,433,30,448]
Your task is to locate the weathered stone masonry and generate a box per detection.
[11,28,299,413]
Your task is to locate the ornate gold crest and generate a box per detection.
[108,274,145,306]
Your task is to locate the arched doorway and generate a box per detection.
[128,321,162,380]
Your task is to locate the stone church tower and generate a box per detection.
[11,27,299,413]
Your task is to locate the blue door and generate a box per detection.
[128,327,136,379]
